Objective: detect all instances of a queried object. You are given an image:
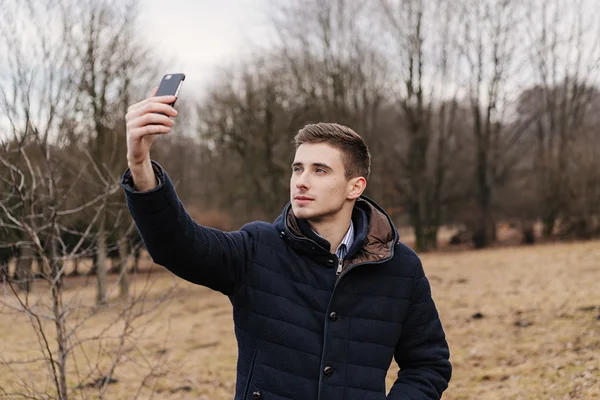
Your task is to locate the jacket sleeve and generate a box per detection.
[387,256,452,399]
[121,161,256,296]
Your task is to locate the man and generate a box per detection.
[122,91,451,399]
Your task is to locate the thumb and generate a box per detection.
[150,86,159,97]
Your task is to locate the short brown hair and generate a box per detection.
[294,122,371,180]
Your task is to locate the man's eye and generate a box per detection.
[293,167,302,172]
[316,168,326,173]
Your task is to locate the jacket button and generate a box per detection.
[325,259,334,268]
[323,365,333,376]
[253,391,262,399]
[329,312,338,321]
[279,231,286,238]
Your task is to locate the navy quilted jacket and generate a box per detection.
[122,163,451,400]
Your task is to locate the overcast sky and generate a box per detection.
[138,0,273,93]
[2,1,599,140]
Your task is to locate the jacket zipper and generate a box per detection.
[336,257,343,275]
[317,255,393,400]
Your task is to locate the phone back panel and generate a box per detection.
[156,73,185,101]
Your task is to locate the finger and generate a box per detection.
[152,95,177,104]
[127,102,177,121]
[130,124,172,138]
[128,95,177,114]
[137,112,175,128]
[128,90,160,113]
[144,103,178,117]
[127,114,174,134]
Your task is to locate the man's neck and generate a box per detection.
[308,208,353,254]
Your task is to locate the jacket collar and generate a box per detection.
[274,196,398,267]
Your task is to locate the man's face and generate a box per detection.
[290,143,355,221]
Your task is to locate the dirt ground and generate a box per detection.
[1,240,599,399]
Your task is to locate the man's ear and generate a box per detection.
[347,177,367,200]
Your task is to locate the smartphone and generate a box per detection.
[155,73,185,107]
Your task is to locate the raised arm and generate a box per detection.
[121,89,256,296]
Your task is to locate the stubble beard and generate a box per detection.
[293,203,341,223]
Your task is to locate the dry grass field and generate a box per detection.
[1,240,599,399]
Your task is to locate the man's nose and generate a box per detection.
[296,172,310,189]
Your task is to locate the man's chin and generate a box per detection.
[291,205,313,220]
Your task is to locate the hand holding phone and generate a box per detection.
[125,73,185,171]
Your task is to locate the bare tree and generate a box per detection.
[221,0,390,214]
[455,0,530,248]
[196,56,297,222]
[196,0,390,223]
[68,0,161,303]
[521,0,600,238]
[0,0,78,286]
[562,116,600,238]
[374,0,469,250]
[1,1,175,399]
[1,134,121,399]
[269,0,387,139]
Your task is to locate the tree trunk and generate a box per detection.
[409,200,426,252]
[413,222,426,252]
[0,261,8,280]
[132,246,140,273]
[70,257,79,276]
[485,206,496,244]
[521,220,535,245]
[15,245,34,292]
[474,142,494,248]
[117,238,130,300]
[96,217,108,305]
[49,236,68,400]
[410,202,440,252]
[424,226,438,250]
[542,214,556,238]
[407,126,431,252]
